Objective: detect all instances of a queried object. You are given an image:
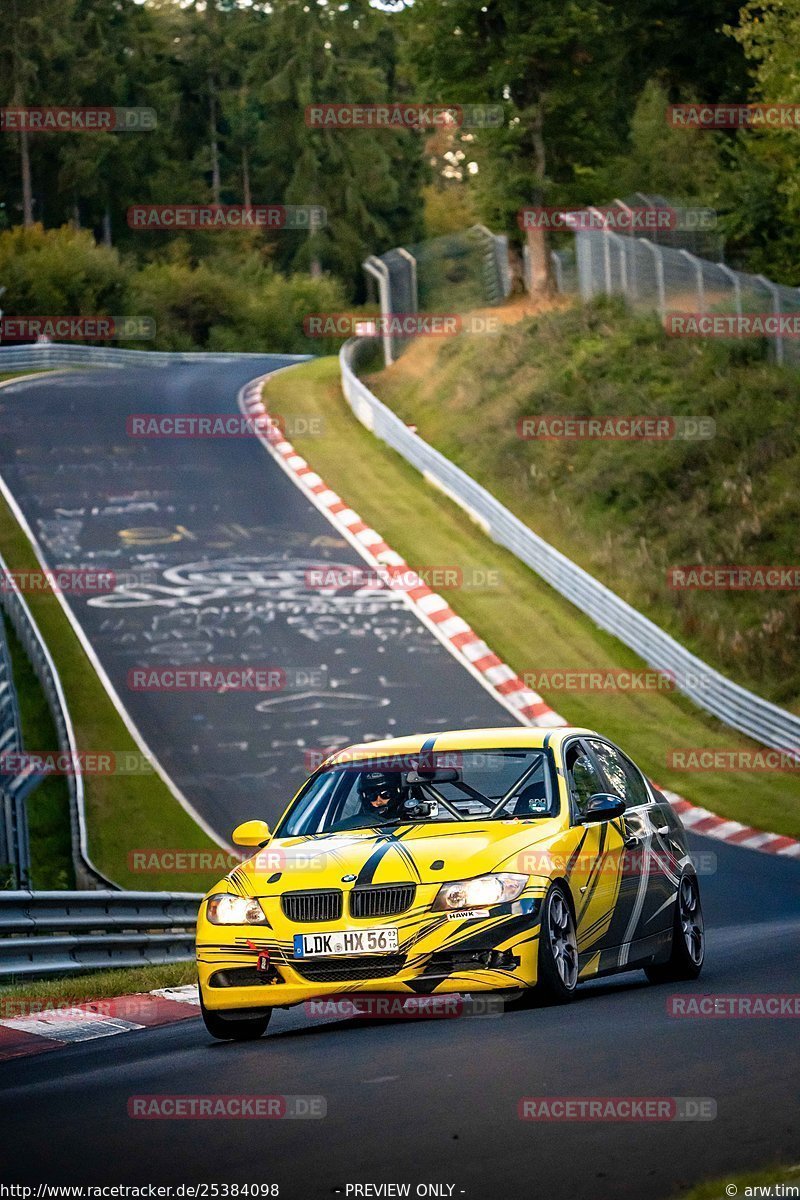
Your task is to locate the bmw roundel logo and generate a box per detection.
[342,874,357,882]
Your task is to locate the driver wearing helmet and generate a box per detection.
[337,772,403,829]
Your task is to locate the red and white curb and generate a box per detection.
[239,372,800,864]
[239,374,564,729]
[658,790,799,857]
[0,985,200,1061]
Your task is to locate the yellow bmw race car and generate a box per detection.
[196,726,704,1040]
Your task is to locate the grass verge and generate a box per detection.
[262,356,800,837]
[0,488,226,891]
[675,1163,800,1199]
[367,298,800,712]
[0,371,55,383]
[0,962,196,1008]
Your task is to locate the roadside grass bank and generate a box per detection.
[262,356,800,837]
[0,489,227,891]
[366,297,800,713]
[0,371,55,383]
[675,1163,800,1199]
[0,962,196,1007]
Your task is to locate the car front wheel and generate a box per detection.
[536,883,579,1004]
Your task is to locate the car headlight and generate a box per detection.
[432,873,528,911]
[206,893,267,925]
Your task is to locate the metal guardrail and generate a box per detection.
[0,890,202,978]
[339,338,800,756]
[0,344,310,370]
[0,551,116,892]
[0,607,29,887]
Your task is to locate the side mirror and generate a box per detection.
[232,819,271,847]
[578,793,625,823]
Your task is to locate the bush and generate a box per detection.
[0,224,350,354]
[0,224,128,318]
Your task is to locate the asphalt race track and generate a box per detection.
[1,834,799,1198]
[0,362,506,836]
[1,363,798,1197]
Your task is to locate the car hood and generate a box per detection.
[231,819,562,893]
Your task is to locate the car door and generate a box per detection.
[560,737,627,968]
[586,739,676,962]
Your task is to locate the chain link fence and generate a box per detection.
[363,225,512,365]
[547,197,800,367]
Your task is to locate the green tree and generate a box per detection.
[721,0,800,280]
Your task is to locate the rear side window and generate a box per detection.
[588,740,650,809]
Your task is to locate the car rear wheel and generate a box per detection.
[645,871,704,983]
[200,995,272,1041]
[536,883,579,1004]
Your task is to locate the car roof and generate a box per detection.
[324,726,599,767]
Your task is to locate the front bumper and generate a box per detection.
[197,896,542,1011]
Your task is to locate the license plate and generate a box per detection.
[293,928,399,958]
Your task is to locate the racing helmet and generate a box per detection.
[357,771,403,811]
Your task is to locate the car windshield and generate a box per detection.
[276,748,556,835]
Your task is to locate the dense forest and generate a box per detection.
[1,0,799,348]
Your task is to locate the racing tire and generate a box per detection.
[200,994,272,1041]
[645,871,704,983]
[535,883,579,1004]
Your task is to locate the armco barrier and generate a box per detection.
[0,605,28,886]
[0,343,310,370]
[0,550,113,890]
[0,890,202,978]
[339,337,800,756]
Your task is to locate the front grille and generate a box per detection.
[208,966,283,987]
[350,884,416,919]
[290,954,406,982]
[281,890,342,923]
